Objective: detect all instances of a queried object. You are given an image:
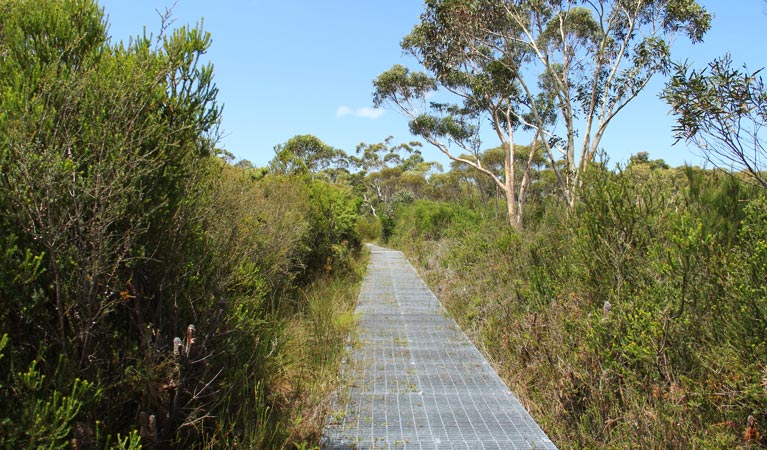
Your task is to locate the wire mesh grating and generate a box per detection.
[321,245,557,450]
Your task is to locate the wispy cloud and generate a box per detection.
[336,106,353,117]
[355,107,384,119]
[336,105,384,119]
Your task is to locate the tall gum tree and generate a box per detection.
[375,0,710,225]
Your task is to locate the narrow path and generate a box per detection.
[321,245,557,449]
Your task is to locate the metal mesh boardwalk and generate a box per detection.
[321,245,557,450]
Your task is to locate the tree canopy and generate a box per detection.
[269,134,351,182]
[664,55,767,189]
[374,0,711,225]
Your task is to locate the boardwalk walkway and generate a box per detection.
[321,245,557,449]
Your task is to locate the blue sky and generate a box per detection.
[101,0,767,169]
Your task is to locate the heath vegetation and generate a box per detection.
[3,0,766,449]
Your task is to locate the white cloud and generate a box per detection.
[355,107,384,119]
[336,105,353,117]
[336,105,384,119]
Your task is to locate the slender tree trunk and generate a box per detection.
[505,186,517,228]
[517,133,539,225]
[504,141,519,228]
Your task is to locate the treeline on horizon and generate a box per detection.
[3,0,767,449]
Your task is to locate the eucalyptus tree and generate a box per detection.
[270,134,349,180]
[351,137,439,217]
[664,55,767,189]
[375,0,710,225]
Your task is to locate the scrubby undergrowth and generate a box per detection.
[0,2,365,448]
[388,165,767,449]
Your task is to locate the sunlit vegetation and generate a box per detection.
[369,2,767,446]
[2,0,766,449]
[0,1,363,448]
[385,159,767,448]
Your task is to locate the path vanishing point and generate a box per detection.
[321,245,557,449]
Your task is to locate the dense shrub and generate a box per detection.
[355,215,383,243]
[0,2,363,448]
[390,199,479,243]
[389,164,767,449]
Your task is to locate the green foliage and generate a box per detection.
[113,431,142,450]
[377,0,712,216]
[270,134,348,178]
[0,336,107,450]
[389,200,480,249]
[304,180,362,273]
[355,215,383,243]
[576,164,667,301]
[372,64,436,108]
[664,54,767,189]
[0,1,364,448]
[539,6,601,47]
[349,137,439,242]
[387,163,767,448]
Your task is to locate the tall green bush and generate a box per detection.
[0,1,364,448]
